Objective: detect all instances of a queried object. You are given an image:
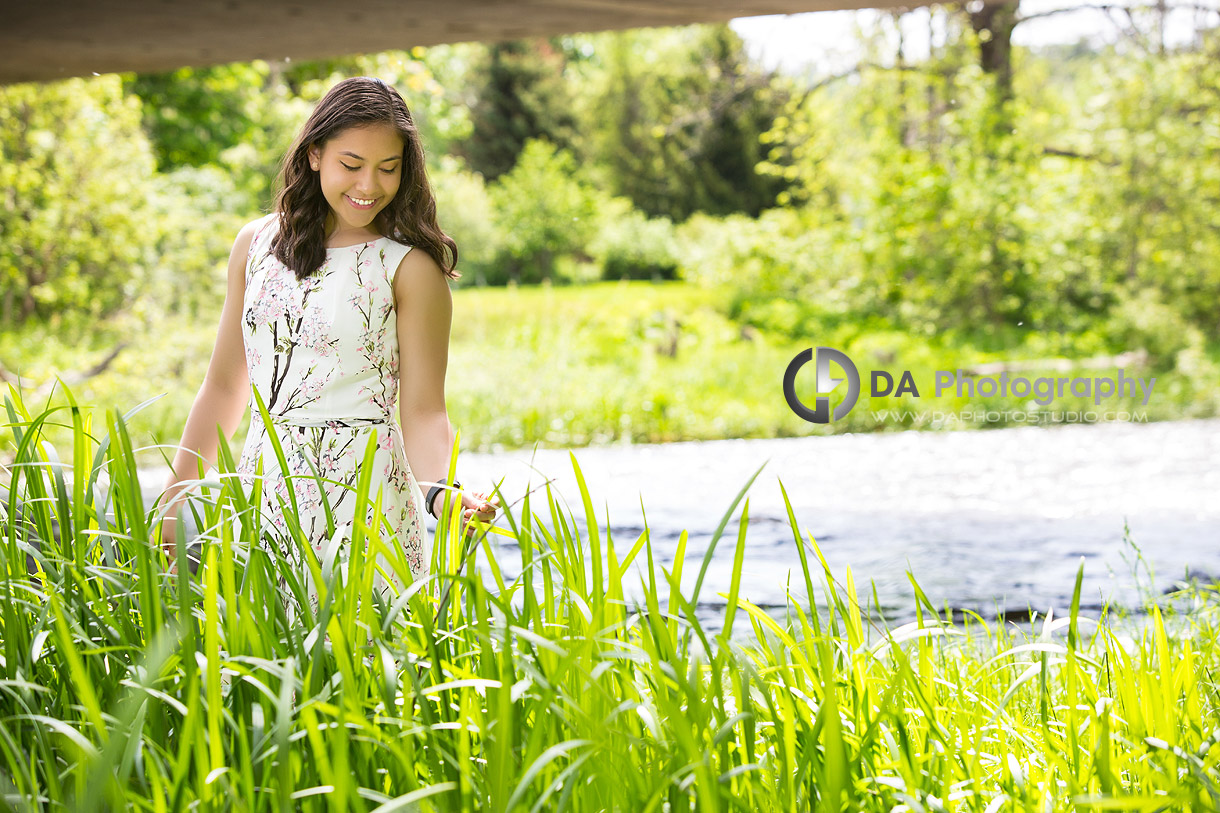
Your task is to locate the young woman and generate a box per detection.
[160,76,497,600]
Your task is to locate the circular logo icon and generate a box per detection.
[783,346,860,424]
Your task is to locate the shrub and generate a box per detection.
[486,138,600,284]
[429,154,504,286]
[674,208,863,333]
[589,199,680,281]
[1105,288,1206,370]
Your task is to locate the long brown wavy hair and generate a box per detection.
[272,76,459,281]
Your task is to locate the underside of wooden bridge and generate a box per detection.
[2,0,933,84]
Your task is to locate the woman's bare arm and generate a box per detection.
[394,247,457,497]
[394,249,497,529]
[160,219,260,549]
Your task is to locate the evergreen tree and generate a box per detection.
[459,38,577,181]
[586,24,797,222]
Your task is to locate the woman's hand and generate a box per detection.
[159,484,192,577]
[161,514,182,576]
[459,490,499,538]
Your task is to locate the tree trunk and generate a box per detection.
[894,9,912,147]
[969,0,1019,106]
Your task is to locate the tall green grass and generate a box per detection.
[2,384,1220,811]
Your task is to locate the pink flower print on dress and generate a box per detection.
[245,278,282,329]
[304,371,329,397]
[298,310,338,358]
[298,477,322,513]
[284,291,305,322]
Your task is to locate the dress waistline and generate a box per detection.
[262,413,393,429]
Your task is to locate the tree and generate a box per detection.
[487,139,601,283]
[0,76,155,325]
[582,23,798,222]
[968,0,1020,107]
[121,62,270,171]
[458,38,578,181]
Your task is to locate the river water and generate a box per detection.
[451,418,1220,627]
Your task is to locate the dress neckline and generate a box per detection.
[325,236,390,252]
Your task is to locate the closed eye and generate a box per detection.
[341,163,398,174]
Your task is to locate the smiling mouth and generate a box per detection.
[346,195,378,209]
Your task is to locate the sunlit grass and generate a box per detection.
[3,384,1220,810]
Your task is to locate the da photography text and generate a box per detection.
[784,346,1157,425]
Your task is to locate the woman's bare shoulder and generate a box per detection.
[396,244,443,274]
[392,245,449,300]
[222,215,278,287]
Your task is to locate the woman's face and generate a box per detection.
[308,122,405,238]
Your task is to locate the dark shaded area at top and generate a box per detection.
[0,0,933,85]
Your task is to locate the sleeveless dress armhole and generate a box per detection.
[245,213,279,283]
[382,240,415,291]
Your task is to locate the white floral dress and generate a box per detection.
[237,213,428,607]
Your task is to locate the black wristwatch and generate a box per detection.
[426,479,461,519]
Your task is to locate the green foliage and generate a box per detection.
[0,76,155,326]
[739,15,1220,345]
[1065,45,1220,335]
[5,388,1220,808]
[9,281,1220,458]
[578,23,799,221]
[458,38,578,182]
[121,62,270,171]
[121,60,301,213]
[429,154,503,286]
[122,48,475,213]
[485,139,602,284]
[1105,289,1207,369]
[588,198,681,281]
[142,165,250,317]
[675,207,863,332]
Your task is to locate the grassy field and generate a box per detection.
[2,389,1220,809]
[3,280,1219,461]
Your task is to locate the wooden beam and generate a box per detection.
[0,0,934,85]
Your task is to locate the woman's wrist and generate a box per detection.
[426,478,461,518]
